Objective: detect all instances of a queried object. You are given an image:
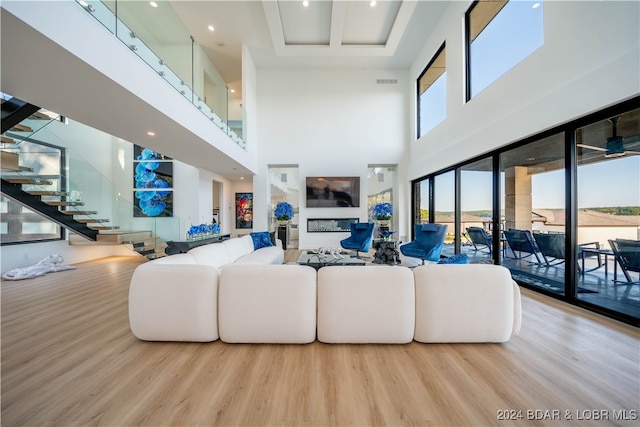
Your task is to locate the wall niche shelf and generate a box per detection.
[307,218,358,233]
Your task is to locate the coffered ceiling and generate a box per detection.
[170,1,450,95]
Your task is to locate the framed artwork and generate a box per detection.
[235,192,253,229]
[133,145,174,217]
[133,190,173,217]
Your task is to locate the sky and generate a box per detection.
[421,155,640,212]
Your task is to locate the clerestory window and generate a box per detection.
[417,43,446,138]
[466,0,544,100]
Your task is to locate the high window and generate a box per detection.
[417,43,446,138]
[466,0,543,100]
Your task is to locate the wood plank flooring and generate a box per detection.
[1,253,639,426]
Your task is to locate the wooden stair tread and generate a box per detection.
[1,151,19,171]
[1,136,15,144]
[10,123,32,132]
[3,178,53,185]
[27,190,70,196]
[70,230,153,245]
[45,201,85,207]
[29,111,50,120]
[87,226,120,230]
[75,218,110,223]
[59,210,98,215]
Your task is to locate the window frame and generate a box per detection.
[417,42,446,139]
[465,0,543,101]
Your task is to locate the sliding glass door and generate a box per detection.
[576,108,640,318]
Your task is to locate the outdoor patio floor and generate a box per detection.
[443,243,640,320]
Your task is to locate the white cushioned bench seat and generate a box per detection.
[317,266,415,343]
[413,264,522,343]
[129,263,219,342]
[218,264,317,343]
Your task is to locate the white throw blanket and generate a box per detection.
[2,254,75,281]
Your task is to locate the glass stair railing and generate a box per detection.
[0,94,180,259]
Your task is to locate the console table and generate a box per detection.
[165,234,231,255]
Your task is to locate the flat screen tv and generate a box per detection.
[306,176,360,207]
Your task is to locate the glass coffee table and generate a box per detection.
[297,250,366,269]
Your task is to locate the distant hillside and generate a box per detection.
[584,207,640,216]
[423,207,640,217]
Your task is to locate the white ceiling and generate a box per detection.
[1,0,451,181]
[169,0,451,96]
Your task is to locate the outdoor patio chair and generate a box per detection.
[466,227,492,254]
[503,229,542,264]
[533,233,565,266]
[608,239,640,284]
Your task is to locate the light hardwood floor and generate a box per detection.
[1,253,639,426]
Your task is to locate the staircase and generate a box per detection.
[1,94,168,259]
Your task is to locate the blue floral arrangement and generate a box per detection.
[187,222,220,241]
[274,202,294,221]
[373,202,393,220]
[135,148,170,217]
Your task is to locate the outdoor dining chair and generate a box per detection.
[609,239,640,284]
[503,229,542,264]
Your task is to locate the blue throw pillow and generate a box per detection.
[437,253,468,264]
[250,231,274,250]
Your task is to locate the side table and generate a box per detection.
[372,239,400,265]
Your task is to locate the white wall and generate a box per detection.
[256,69,409,248]
[408,1,640,180]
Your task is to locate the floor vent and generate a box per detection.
[376,79,398,85]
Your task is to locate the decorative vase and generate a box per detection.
[377,219,390,237]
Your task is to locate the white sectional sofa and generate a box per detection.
[129,244,522,344]
[128,234,284,342]
[317,266,416,344]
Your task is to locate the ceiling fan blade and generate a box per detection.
[577,143,606,152]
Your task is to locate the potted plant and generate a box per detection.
[274,201,294,226]
[373,202,392,220]
[373,202,393,237]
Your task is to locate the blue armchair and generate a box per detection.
[340,222,375,258]
[400,223,447,264]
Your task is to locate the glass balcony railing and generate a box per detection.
[75,0,246,149]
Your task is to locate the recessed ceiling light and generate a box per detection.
[240,176,244,180]
[303,1,309,7]
[147,131,155,136]
[208,25,214,32]
[230,89,235,93]
[370,1,377,7]
[532,2,541,8]
[149,1,158,8]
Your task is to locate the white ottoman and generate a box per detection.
[129,263,220,342]
[413,264,522,343]
[317,266,415,343]
[218,265,317,343]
